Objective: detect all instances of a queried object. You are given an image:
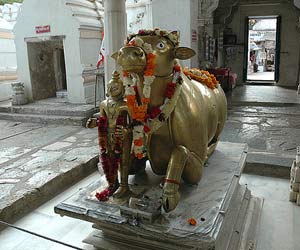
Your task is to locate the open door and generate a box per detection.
[244,16,281,83]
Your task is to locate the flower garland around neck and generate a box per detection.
[123,37,182,159]
[183,68,218,89]
[95,115,126,201]
[123,36,156,159]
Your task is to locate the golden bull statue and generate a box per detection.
[97,28,227,212]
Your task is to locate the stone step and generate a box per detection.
[0,105,97,118]
[245,151,294,179]
[0,112,87,126]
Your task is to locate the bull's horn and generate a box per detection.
[111,51,118,61]
[174,47,196,60]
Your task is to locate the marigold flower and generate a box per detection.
[146,64,156,71]
[138,30,146,35]
[142,98,151,104]
[164,82,177,98]
[134,138,144,146]
[116,116,126,126]
[123,71,130,77]
[143,125,150,133]
[149,106,161,119]
[144,70,155,76]
[188,218,197,226]
[127,40,136,47]
[144,114,150,122]
[147,53,156,60]
[135,153,144,159]
[126,95,136,106]
[173,65,181,72]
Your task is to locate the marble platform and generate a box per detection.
[55,142,263,250]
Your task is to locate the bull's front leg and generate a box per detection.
[162,145,204,212]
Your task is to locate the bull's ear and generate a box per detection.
[174,47,195,60]
[111,51,118,61]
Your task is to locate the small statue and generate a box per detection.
[86,71,131,201]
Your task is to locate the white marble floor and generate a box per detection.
[0,173,298,250]
[240,174,300,250]
[0,172,100,250]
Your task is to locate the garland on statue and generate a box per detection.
[123,35,182,159]
[183,68,219,89]
[122,29,218,160]
[95,115,126,201]
[123,37,156,159]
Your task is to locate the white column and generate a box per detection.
[145,0,153,29]
[104,0,127,85]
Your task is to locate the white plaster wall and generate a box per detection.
[80,38,101,67]
[0,82,13,102]
[0,18,17,72]
[0,37,17,71]
[0,17,16,101]
[126,0,153,34]
[14,0,85,103]
[152,0,199,68]
[225,1,300,86]
[65,33,85,104]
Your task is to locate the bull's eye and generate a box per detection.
[156,42,165,50]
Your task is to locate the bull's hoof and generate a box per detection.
[113,185,130,199]
[162,191,180,212]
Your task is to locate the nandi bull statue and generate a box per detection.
[101,28,227,212]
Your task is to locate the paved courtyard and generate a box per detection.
[0,84,299,249]
[0,120,99,225]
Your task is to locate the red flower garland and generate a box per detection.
[148,106,162,119]
[95,115,126,202]
[164,82,177,98]
[144,68,180,123]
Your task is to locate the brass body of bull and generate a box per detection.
[112,30,227,212]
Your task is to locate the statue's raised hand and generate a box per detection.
[86,118,97,128]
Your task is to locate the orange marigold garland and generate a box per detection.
[183,68,219,89]
[122,32,182,160]
[123,65,182,159]
[188,218,197,226]
[123,37,157,159]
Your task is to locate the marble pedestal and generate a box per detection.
[55,142,263,250]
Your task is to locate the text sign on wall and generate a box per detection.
[192,29,197,42]
[35,25,51,34]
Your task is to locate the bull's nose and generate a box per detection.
[133,50,144,57]
[117,46,147,72]
[120,46,145,58]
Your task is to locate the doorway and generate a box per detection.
[245,16,280,83]
[27,38,67,100]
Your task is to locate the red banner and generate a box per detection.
[35,25,51,34]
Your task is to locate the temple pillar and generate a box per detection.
[103,0,127,85]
